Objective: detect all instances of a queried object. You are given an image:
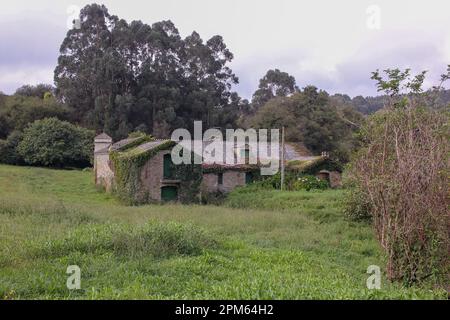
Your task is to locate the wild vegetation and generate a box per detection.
[0,2,448,300]
[0,164,446,299]
[345,68,450,286]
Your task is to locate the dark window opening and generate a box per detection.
[240,148,250,164]
[163,154,172,179]
[161,186,178,202]
[218,173,223,185]
[245,172,254,184]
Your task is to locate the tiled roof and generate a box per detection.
[110,137,140,151]
[104,136,318,170]
[176,140,313,164]
[136,140,172,152]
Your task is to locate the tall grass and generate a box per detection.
[0,165,447,299]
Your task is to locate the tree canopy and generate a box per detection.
[14,84,54,99]
[251,69,298,110]
[0,94,70,139]
[54,4,239,140]
[251,85,362,158]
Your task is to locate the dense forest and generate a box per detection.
[330,90,450,114]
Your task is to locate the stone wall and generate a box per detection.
[201,173,219,193]
[95,145,250,202]
[94,153,115,192]
[316,170,342,189]
[139,150,167,202]
[138,150,202,203]
[201,170,247,194]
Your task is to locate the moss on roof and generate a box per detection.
[287,157,323,171]
[112,135,154,152]
[110,137,177,205]
[287,156,343,173]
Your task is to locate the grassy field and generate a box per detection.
[0,164,445,299]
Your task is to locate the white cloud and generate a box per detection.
[0,0,449,96]
[0,66,54,94]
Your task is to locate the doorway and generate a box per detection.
[161,186,178,202]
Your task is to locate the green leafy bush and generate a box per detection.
[17,118,94,168]
[127,131,148,139]
[293,175,329,191]
[254,173,329,191]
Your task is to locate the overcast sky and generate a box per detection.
[0,0,449,98]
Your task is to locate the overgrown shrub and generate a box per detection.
[348,68,450,285]
[255,172,329,191]
[342,187,372,221]
[127,131,148,138]
[17,118,94,168]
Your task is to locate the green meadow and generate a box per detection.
[0,164,445,299]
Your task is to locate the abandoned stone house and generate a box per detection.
[94,133,341,204]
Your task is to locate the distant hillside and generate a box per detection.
[331,89,450,115]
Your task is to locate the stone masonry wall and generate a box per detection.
[94,153,115,192]
[201,170,246,194]
[139,150,167,202]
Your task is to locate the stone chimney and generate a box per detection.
[94,133,112,153]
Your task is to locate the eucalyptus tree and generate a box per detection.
[55,4,240,139]
[251,69,298,110]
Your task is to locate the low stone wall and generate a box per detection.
[316,170,342,189]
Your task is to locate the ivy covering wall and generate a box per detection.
[110,136,202,205]
[169,155,203,204]
[110,137,175,205]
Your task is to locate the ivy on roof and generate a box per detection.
[110,136,176,204]
[202,164,260,174]
[287,157,343,173]
[114,135,154,152]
